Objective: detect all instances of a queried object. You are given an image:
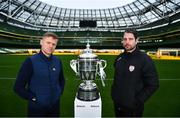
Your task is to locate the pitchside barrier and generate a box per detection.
[1,48,180,60]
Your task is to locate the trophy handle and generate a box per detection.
[97,60,107,87]
[70,60,78,75]
[100,59,107,69]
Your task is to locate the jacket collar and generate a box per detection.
[39,50,53,61]
[124,46,140,56]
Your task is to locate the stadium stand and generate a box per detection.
[0,0,180,49]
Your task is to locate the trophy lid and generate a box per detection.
[79,43,97,58]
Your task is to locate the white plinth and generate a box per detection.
[74,96,101,118]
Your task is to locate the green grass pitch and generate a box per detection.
[0,54,180,117]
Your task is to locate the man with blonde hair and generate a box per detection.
[14,32,65,117]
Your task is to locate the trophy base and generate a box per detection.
[74,93,101,118]
[77,87,99,101]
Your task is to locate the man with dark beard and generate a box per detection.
[111,29,159,117]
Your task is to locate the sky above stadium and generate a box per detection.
[40,0,135,9]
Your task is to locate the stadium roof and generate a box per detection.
[40,0,135,9]
[0,0,180,31]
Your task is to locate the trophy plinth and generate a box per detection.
[77,81,99,101]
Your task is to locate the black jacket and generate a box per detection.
[111,47,159,110]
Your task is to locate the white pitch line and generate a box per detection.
[0,77,16,79]
[103,79,180,81]
[0,77,180,81]
[0,65,13,67]
[159,79,180,80]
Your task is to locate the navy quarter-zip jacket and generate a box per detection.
[14,51,65,107]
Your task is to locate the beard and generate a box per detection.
[124,44,136,52]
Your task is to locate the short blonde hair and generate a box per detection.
[42,32,58,40]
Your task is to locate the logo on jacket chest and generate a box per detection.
[52,67,56,71]
[129,65,135,72]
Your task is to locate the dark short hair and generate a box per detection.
[124,29,138,40]
[42,32,58,40]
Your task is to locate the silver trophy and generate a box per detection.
[70,43,106,101]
